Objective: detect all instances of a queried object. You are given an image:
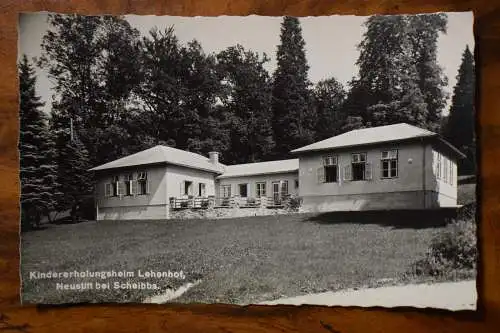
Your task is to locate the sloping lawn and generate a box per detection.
[21,213,445,305]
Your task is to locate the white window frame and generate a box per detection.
[256,182,266,197]
[280,180,288,197]
[112,176,120,197]
[125,173,134,196]
[351,153,369,181]
[436,153,442,179]
[198,183,206,197]
[238,183,249,198]
[381,149,398,179]
[323,155,339,183]
[221,185,231,198]
[104,183,113,197]
[443,157,450,183]
[137,171,149,195]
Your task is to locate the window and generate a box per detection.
[105,183,113,197]
[112,176,120,196]
[183,180,193,196]
[221,185,231,198]
[256,182,266,197]
[351,153,368,181]
[450,162,454,185]
[239,184,248,197]
[323,155,338,183]
[125,173,134,196]
[280,180,288,197]
[138,172,148,195]
[436,153,442,179]
[295,179,299,189]
[381,150,398,178]
[443,159,449,183]
[198,183,206,197]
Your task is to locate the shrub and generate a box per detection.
[287,196,303,211]
[200,199,210,209]
[412,218,477,279]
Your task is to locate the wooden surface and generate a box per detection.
[1,0,499,332]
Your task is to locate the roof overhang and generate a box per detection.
[89,161,225,175]
[290,136,433,155]
[290,135,467,160]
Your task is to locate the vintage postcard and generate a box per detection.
[19,12,476,309]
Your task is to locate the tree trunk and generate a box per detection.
[34,211,41,229]
[71,204,77,224]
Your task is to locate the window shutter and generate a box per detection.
[104,183,111,197]
[118,181,126,197]
[131,180,138,196]
[365,162,372,180]
[146,180,151,194]
[343,165,352,181]
[317,167,325,183]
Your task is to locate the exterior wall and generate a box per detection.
[298,141,459,212]
[96,165,168,220]
[427,145,459,207]
[96,164,219,220]
[299,142,426,195]
[301,191,427,212]
[165,164,217,200]
[216,172,299,199]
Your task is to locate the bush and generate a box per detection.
[287,196,303,211]
[413,218,477,279]
[200,199,210,209]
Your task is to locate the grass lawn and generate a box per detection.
[21,212,447,305]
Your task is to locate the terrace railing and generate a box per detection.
[170,197,212,209]
[170,195,293,210]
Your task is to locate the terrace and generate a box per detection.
[169,195,292,210]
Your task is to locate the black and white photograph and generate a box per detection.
[19,12,476,309]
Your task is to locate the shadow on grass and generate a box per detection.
[303,209,458,229]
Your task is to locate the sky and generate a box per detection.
[19,12,474,114]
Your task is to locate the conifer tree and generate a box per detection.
[50,111,93,223]
[19,55,58,229]
[445,46,475,175]
[272,16,315,157]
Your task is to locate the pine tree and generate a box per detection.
[272,16,315,158]
[312,78,346,140]
[50,111,93,223]
[445,46,475,175]
[19,55,58,229]
[407,14,448,132]
[217,45,274,163]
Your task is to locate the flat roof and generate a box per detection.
[216,159,299,179]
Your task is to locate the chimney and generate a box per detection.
[208,151,219,165]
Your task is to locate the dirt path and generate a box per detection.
[259,280,477,311]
